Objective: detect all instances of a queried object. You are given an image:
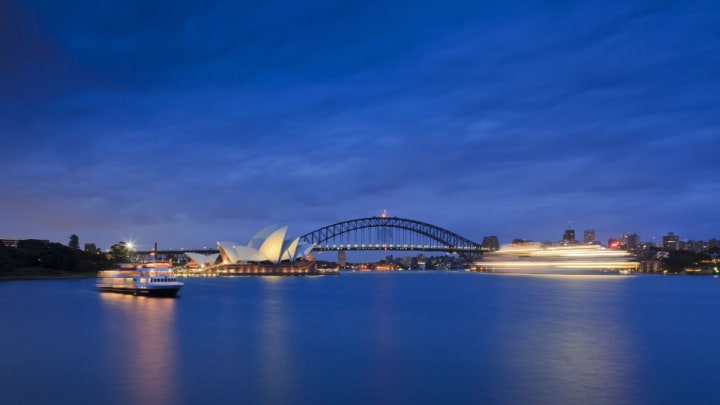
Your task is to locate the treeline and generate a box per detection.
[0,239,112,274]
[661,249,718,274]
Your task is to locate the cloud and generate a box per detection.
[1,0,719,249]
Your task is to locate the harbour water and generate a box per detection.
[1,271,719,404]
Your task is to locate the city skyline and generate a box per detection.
[2,1,719,250]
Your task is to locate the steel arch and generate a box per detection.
[299,216,482,253]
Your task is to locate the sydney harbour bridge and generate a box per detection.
[136,215,484,260]
[299,216,483,254]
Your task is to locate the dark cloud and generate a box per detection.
[1,0,719,249]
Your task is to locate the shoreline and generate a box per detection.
[2,270,715,281]
[0,269,96,282]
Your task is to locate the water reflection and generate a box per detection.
[100,293,178,405]
[371,275,397,401]
[258,278,294,404]
[495,276,639,403]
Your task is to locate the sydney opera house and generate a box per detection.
[185,226,318,275]
[217,225,314,265]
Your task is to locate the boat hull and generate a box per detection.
[96,285,182,297]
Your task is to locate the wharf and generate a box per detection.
[178,261,339,277]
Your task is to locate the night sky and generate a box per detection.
[2,0,719,252]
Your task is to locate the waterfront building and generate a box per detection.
[583,230,595,244]
[639,260,661,273]
[416,254,426,269]
[0,238,21,248]
[0,238,49,248]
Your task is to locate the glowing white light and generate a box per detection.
[477,242,639,272]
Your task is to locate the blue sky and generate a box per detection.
[1,0,719,251]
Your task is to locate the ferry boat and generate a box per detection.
[473,242,639,274]
[97,263,183,296]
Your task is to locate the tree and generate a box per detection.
[0,239,111,274]
[69,234,80,250]
[16,239,47,268]
[110,242,130,263]
[0,241,15,273]
[43,242,77,270]
[661,250,710,273]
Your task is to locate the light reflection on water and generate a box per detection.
[370,274,399,402]
[3,274,720,404]
[258,278,294,404]
[99,293,178,405]
[491,276,638,403]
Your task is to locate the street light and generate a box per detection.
[126,241,135,263]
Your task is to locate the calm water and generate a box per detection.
[1,272,719,405]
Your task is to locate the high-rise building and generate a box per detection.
[663,232,680,251]
[622,233,640,252]
[563,229,576,244]
[338,250,346,267]
[679,240,690,251]
[583,230,595,244]
[482,236,499,251]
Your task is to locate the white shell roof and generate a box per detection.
[217,226,312,264]
[184,252,220,266]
